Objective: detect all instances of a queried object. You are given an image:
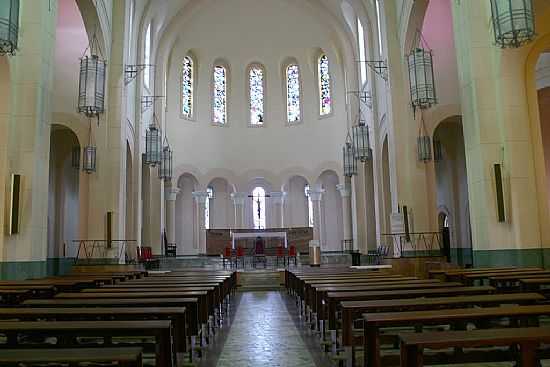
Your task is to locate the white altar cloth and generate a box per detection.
[231,231,288,249]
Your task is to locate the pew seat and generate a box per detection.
[399,327,550,367]
[0,347,143,366]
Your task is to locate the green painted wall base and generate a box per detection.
[473,249,550,269]
[0,258,74,280]
[450,248,473,267]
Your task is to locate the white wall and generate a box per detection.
[164,0,346,185]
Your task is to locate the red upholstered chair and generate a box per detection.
[288,245,297,266]
[236,246,245,268]
[275,246,286,267]
[222,246,233,269]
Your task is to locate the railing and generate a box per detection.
[341,239,354,252]
[71,240,138,264]
[380,232,442,258]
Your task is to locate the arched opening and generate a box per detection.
[47,125,80,259]
[433,117,472,266]
[125,142,134,241]
[283,176,310,227]
[536,52,550,210]
[252,187,266,230]
[176,173,199,255]
[317,170,343,252]
[438,211,450,262]
[381,136,392,235]
[207,178,234,229]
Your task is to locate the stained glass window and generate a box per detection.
[305,185,314,228]
[252,187,266,229]
[286,64,301,123]
[182,56,193,118]
[144,23,151,89]
[205,187,213,229]
[318,55,332,116]
[213,65,227,124]
[249,65,265,125]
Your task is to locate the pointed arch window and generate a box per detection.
[318,54,332,116]
[182,55,194,118]
[285,63,301,123]
[248,64,265,125]
[213,64,228,124]
[252,187,266,229]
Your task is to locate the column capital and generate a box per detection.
[192,191,210,204]
[231,192,248,206]
[309,187,325,202]
[336,183,351,198]
[165,187,181,202]
[270,191,287,204]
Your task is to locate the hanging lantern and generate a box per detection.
[343,134,357,177]
[490,0,535,48]
[158,145,172,181]
[0,0,19,55]
[417,135,432,163]
[145,125,161,166]
[78,32,106,118]
[82,146,97,173]
[71,146,81,169]
[407,46,437,111]
[352,123,372,162]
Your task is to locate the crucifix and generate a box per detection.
[248,191,270,229]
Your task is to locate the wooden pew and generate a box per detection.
[399,327,550,367]
[489,272,550,290]
[0,289,31,304]
[338,292,544,365]
[54,290,211,346]
[520,277,550,293]
[0,320,174,367]
[428,267,515,280]
[326,286,495,332]
[363,304,550,367]
[0,347,144,366]
[21,296,201,360]
[460,269,549,286]
[0,307,186,357]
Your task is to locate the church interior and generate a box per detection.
[2,0,550,366]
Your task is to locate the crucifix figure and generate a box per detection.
[249,188,270,229]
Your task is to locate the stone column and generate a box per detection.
[231,192,247,229]
[337,182,353,251]
[309,187,325,243]
[165,188,180,250]
[270,192,286,228]
[193,191,209,254]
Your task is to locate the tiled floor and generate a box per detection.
[211,291,327,367]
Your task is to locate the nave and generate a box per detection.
[6,263,550,366]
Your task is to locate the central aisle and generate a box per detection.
[215,291,318,367]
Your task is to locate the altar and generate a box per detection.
[231,231,288,249]
[206,227,313,255]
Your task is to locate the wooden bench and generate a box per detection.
[338,292,545,363]
[399,327,550,367]
[363,304,550,367]
[326,286,495,331]
[0,320,174,367]
[520,277,550,293]
[0,347,143,366]
[54,290,212,346]
[0,306,186,356]
[21,296,201,356]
